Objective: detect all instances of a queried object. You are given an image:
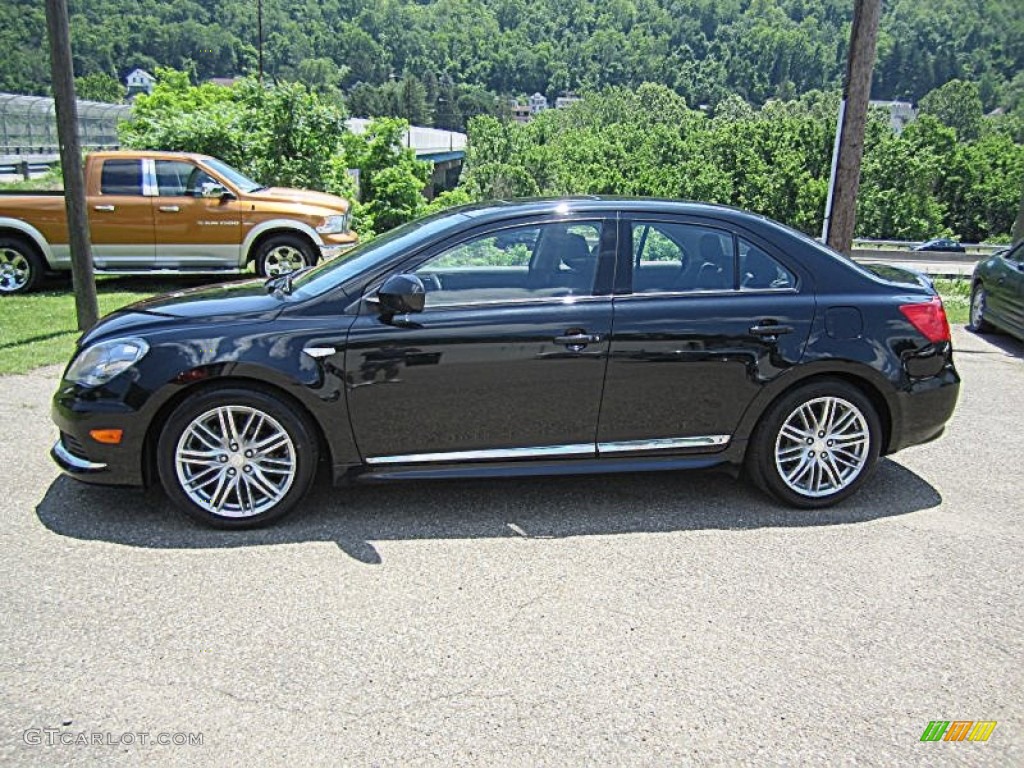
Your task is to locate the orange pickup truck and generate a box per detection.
[0,150,356,294]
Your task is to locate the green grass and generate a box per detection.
[934,278,971,325]
[0,274,977,376]
[0,277,216,375]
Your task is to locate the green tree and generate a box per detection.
[919,79,984,141]
[75,72,124,103]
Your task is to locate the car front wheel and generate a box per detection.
[156,387,318,528]
[747,380,881,508]
[254,234,316,278]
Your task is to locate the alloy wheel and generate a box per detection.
[174,405,297,518]
[774,396,870,498]
[0,248,30,293]
[263,245,306,277]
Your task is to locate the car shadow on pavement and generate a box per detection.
[967,329,1024,358]
[36,458,941,563]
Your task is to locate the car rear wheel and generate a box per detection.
[0,237,44,294]
[747,380,881,508]
[254,234,316,278]
[968,283,994,333]
[156,387,318,528]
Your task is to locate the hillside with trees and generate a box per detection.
[2,0,1023,127]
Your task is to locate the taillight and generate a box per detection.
[899,295,950,343]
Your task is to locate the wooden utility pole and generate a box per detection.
[45,0,98,330]
[823,0,882,255]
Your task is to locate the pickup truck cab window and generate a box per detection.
[100,159,143,196]
[155,160,218,197]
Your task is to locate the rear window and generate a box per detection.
[100,160,143,196]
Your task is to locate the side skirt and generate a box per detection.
[350,454,730,483]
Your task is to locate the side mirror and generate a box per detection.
[377,274,426,315]
[200,183,233,200]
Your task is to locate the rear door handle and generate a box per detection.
[554,332,603,350]
[749,323,794,337]
[158,205,180,213]
[93,204,115,212]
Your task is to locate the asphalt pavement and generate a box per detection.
[0,326,1020,766]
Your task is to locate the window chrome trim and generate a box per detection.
[142,159,158,197]
[598,435,730,453]
[616,287,799,299]
[366,443,595,465]
[419,294,610,311]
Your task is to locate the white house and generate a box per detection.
[528,92,549,114]
[869,99,917,134]
[125,68,156,97]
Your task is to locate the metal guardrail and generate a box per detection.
[852,238,1005,255]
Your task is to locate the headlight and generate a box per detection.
[316,214,349,234]
[66,338,150,387]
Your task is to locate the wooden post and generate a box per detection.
[824,0,881,255]
[44,0,98,329]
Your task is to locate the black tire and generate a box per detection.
[156,386,319,528]
[968,282,995,333]
[253,233,317,278]
[0,236,45,294]
[745,379,882,509]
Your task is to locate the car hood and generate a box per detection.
[79,279,282,346]
[245,186,350,212]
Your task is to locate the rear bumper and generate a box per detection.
[888,365,960,453]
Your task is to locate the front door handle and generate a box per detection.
[158,205,180,213]
[93,204,115,212]
[749,323,794,337]
[554,331,603,351]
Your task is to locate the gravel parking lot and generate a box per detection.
[0,325,1020,766]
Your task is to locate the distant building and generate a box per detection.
[555,93,581,110]
[528,92,549,114]
[124,68,156,97]
[208,77,243,88]
[510,103,532,124]
[869,100,917,134]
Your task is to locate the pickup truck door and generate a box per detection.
[88,158,155,268]
[152,159,242,269]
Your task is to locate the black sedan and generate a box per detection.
[51,198,960,528]
[969,244,1024,340]
[913,237,965,253]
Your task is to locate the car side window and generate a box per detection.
[413,221,603,308]
[631,221,734,293]
[99,159,143,196]
[1004,243,1024,264]
[155,160,218,197]
[739,238,796,290]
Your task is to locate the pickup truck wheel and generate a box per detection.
[255,235,316,278]
[0,237,44,294]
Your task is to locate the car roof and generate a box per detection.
[452,196,774,225]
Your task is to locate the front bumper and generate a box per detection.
[319,233,358,261]
[51,388,148,486]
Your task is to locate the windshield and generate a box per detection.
[202,157,264,193]
[289,211,470,299]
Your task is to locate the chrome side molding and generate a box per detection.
[366,443,595,465]
[366,435,730,465]
[597,435,730,453]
